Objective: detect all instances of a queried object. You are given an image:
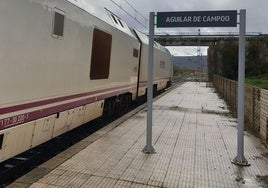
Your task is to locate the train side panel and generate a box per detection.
[0,0,139,162]
[0,122,35,162]
[134,30,172,96]
[0,0,171,163]
[0,0,139,106]
[154,48,173,91]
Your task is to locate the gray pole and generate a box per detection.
[232,9,250,166]
[198,29,201,83]
[143,12,156,154]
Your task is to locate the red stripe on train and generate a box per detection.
[0,87,133,130]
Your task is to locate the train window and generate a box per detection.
[133,48,139,58]
[160,61,166,69]
[90,28,112,80]
[0,134,3,150]
[111,14,118,25]
[110,13,124,28]
[53,8,65,39]
[118,19,124,28]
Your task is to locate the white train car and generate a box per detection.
[134,30,173,97]
[0,0,172,163]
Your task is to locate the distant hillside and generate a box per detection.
[173,56,207,72]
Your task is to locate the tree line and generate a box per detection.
[207,35,268,81]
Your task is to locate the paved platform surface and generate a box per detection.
[10,82,268,188]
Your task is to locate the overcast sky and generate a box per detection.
[96,0,268,56]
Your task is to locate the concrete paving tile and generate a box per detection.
[80,176,104,187]
[6,182,29,188]
[39,156,69,170]
[10,82,267,188]
[113,180,132,188]
[37,169,66,184]
[14,167,51,184]
[45,171,90,187]
[29,182,60,188]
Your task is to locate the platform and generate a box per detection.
[9,82,268,188]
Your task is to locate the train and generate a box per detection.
[0,0,173,163]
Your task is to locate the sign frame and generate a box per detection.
[157,10,237,28]
[143,9,249,166]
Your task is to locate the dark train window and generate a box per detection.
[90,28,112,80]
[110,13,124,28]
[118,19,124,28]
[133,48,139,58]
[160,61,166,69]
[111,14,118,25]
[53,9,65,38]
[0,134,4,150]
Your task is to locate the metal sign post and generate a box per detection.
[231,9,250,166]
[143,12,156,154]
[143,10,249,165]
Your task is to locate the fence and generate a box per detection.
[213,75,268,146]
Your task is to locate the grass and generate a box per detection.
[246,74,268,90]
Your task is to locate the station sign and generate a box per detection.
[157,10,237,28]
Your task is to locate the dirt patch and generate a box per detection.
[256,175,268,186]
[134,115,145,119]
[261,152,268,158]
[169,106,188,111]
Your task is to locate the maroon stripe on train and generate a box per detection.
[0,78,170,130]
[0,85,133,115]
[0,87,133,131]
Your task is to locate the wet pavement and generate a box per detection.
[10,82,268,188]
